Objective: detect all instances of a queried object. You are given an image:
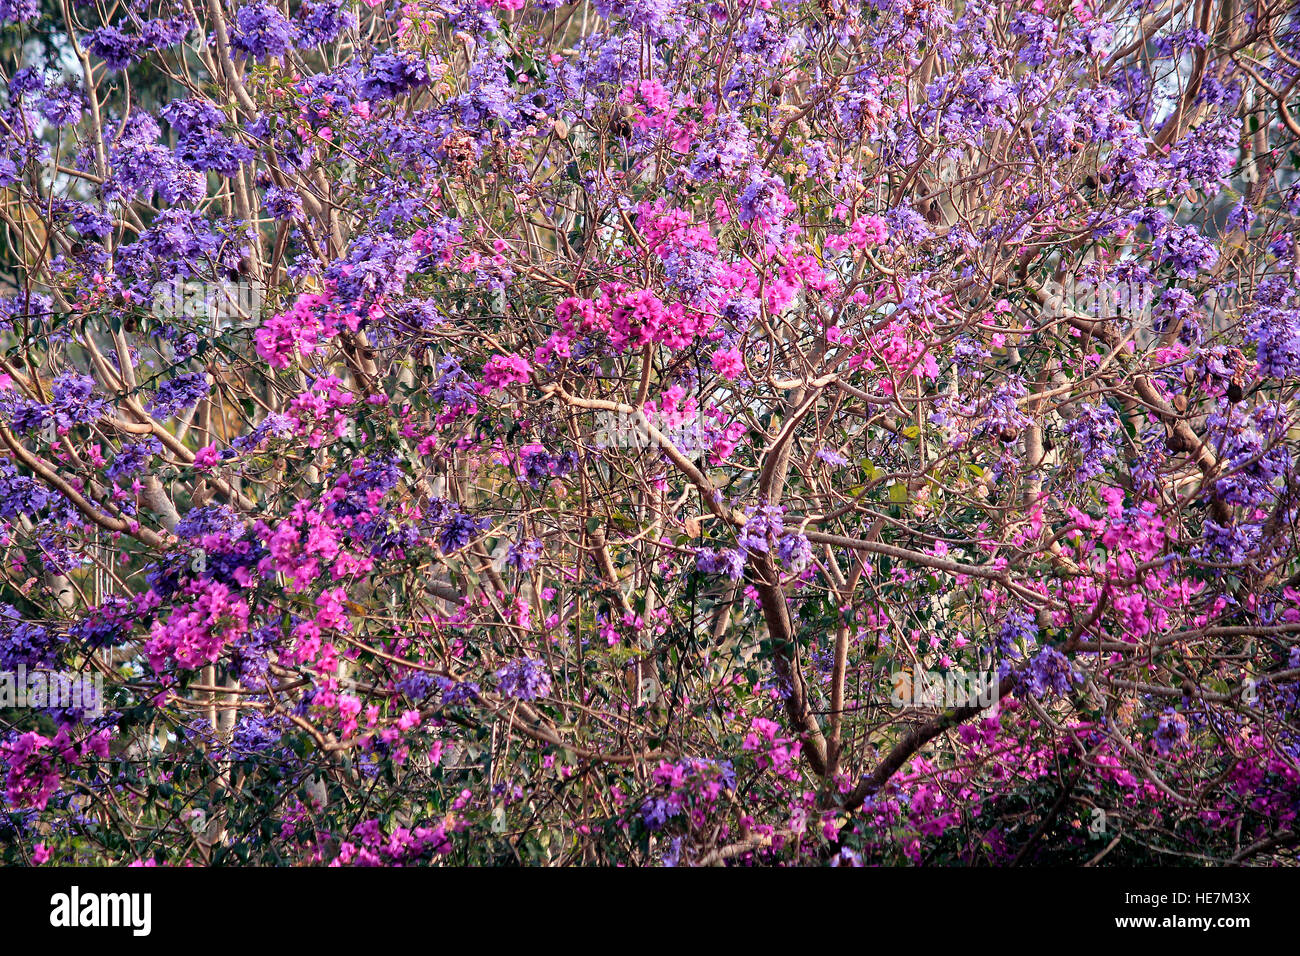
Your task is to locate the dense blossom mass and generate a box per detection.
[0,0,1298,866]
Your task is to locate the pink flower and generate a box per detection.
[145,581,249,672]
[711,347,744,380]
[254,292,334,369]
[858,215,888,245]
[622,79,669,112]
[193,445,220,470]
[483,352,531,389]
[33,843,50,864]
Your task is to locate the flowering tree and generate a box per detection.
[0,0,1298,867]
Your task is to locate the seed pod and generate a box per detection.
[998,426,1019,443]
[1173,394,1188,414]
[608,108,632,139]
[1227,382,1243,403]
[553,119,569,140]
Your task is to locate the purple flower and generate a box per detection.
[494,658,552,701]
[106,114,205,206]
[1153,709,1189,756]
[147,373,210,419]
[776,532,812,573]
[978,378,1032,439]
[1061,401,1119,482]
[107,438,162,481]
[592,0,688,40]
[87,18,191,70]
[4,373,108,434]
[264,186,303,221]
[815,448,849,467]
[997,606,1038,663]
[7,67,42,97]
[517,445,578,489]
[439,678,481,707]
[640,797,670,830]
[1154,223,1219,278]
[53,373,104,419]
[738,171,789,229]
[436,508,489,553]
[162,98,255,177]
[327,231,421,306]
[231,2,297,61]
[688,113,753,182]
[1022,647,1080,698]
[297,0,357,48]
[884,203,933,244]
[0,605,65,671]
[69,596,138,650]
[0,457,55,518]
[68,203,113,239]
[1226,201,1256,234]
[506,538,544,571]
[737,504,784,554]
[1168,120,1237,189]
[35,83,84,127]
[696,547,745,580]
[360,52,430,101]
[1247,306,1300,379]
[229,712,290,758]
[0,0,39,24]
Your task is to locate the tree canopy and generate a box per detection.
[0,0,1298,866]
